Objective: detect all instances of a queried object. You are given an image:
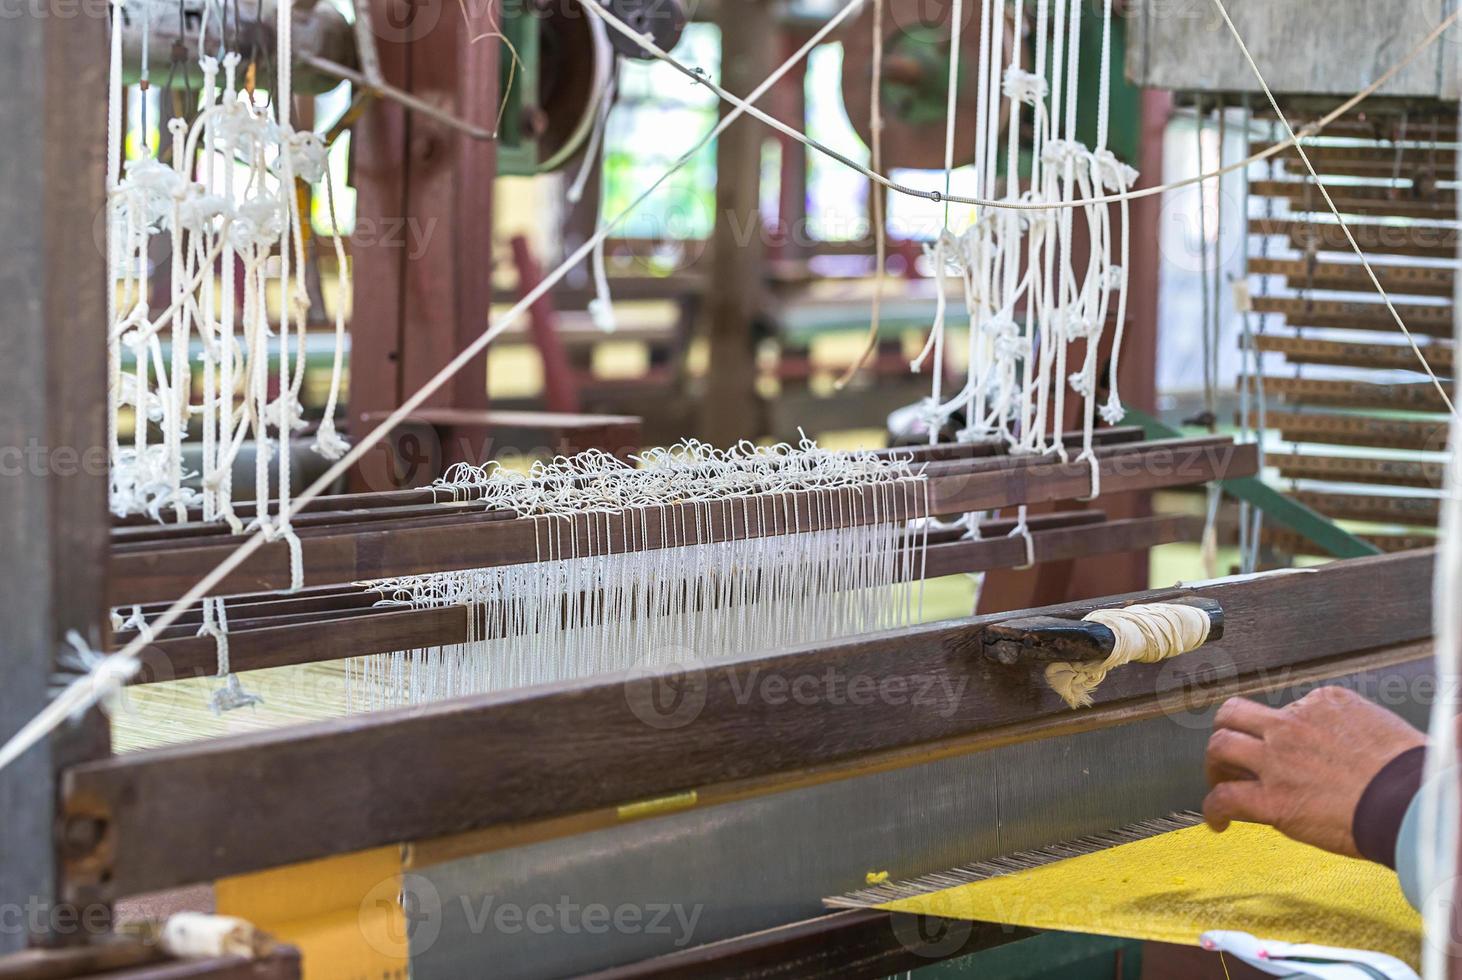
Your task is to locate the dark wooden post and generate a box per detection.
[0,4,112,952]
[349,0,499,489]
[701,0,774,446]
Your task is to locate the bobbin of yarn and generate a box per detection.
[980,597,1225,708]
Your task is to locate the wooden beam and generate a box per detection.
[1247,257,1455,298]
[1248,180,1457,220]
[1249,296,1455,336]
[1245,375,1453,413]
[106,439,1256,605]
[1251,217,1459,260]
[1269,451,1446,488]
[1265,527,1436,557]
[1292,490,1443,526]
[1252,143,1459,180]
[0,4,111,952]
[1246,409,1450,452]
[1252,334,1455,373]
[701,0,774,444]
[121,514,1202,680]
[62,549,1433,900]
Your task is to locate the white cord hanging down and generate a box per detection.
[7,0,1458,775]
[0,0,866,776]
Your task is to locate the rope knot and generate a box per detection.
[1002,67,1048,106]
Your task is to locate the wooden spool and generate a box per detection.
[839,0,1016,172]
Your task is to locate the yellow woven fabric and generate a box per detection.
[878,822,1422,968]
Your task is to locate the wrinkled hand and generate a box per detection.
[1203,686,1425,857]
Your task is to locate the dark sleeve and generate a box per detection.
[1352,745,1427,870]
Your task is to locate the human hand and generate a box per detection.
[1202,686,1426,857]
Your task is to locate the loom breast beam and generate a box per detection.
[107,436,1257,606]
[62,548,1434,901]
[981,598,1224,666]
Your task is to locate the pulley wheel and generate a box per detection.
[537,5,615,172]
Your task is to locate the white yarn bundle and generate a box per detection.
[104,0,350,536]
[104,0,349,707]
[1045,601,1213,708]
[348,440,931,708]
[912,0,1135,498]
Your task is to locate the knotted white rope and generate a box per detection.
[1045,602,1213,708]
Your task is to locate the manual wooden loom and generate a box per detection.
[0,6,1447,980]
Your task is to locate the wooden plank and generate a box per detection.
[1249,295,1455,336]
[1246,409,1450,452]
[1269,451,1447,489]
[574,910,1031,980]
[1292,490,1443,527]
[106,439,1256,605]
[125,514,1202,680]
[1252,334,1455,372]
[1245,375,1454,413]
[0,945,300,980]
[1252,142,1459,179]
[62,549,1434,900]
[0,5,112,953]
[1265,527,1436,556]
[1248,180,1457,221]
[1251,217,1459,260]
[1247,257,1455,298]
[1273,117,1459,141]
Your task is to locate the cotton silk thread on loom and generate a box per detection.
[347,441,930,708]
[104,0,349,710]
[7,0,1456,774]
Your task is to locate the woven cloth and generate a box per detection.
[877,821,1422,968]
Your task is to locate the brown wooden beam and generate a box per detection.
[1246,375,1453,413]
[1251,217,1458,260]
[1292,490,1442,526]
[1249,295,1455,336]
[1252,334,1455,373]
[106,438,1255,605]
[1269,451,1446,488]
[120,513,1202,680]
[63,548,1432,901]
[1245,410,1450,452]
[0,3,112,952]
[1247,257,1455,298]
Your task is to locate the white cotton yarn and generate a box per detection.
[347,440,932,708]
[1045,602,1213,708]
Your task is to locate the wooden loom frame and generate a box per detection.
[0,10,1443,980]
